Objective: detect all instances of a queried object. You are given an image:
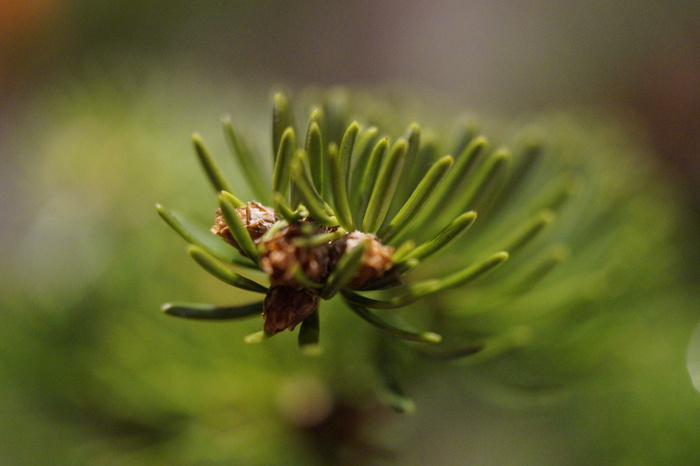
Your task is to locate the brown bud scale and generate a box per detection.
[211,201,278,254]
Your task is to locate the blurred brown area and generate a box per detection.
[0,0,65,100]
[615,39,700,208]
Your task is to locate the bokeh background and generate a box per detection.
[2,1,699,464]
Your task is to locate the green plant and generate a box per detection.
[157,90,694,424]
[160,95,507,336]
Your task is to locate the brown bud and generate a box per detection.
[259,223,336,285]
[263,285,320,334]
[342,231,394,289]
[212,201,278,252]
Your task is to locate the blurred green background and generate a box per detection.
[1,1,700,464]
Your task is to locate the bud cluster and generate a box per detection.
[212,201,394,334]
